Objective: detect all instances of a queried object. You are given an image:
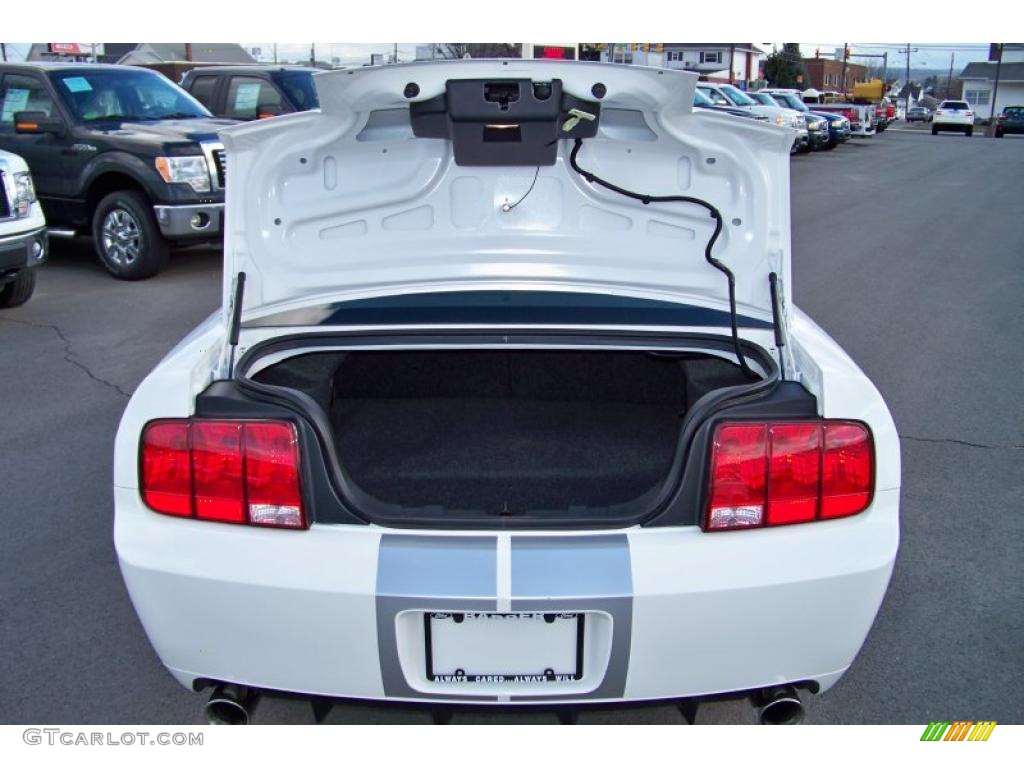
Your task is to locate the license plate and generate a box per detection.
[425,612,584,683]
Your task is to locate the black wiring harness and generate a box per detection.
[568,138,758,379]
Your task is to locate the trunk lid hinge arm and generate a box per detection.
[223,271,246,380]
[769,271,794,380]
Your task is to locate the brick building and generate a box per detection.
[803,56,869,92]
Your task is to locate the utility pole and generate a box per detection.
[393,43,398,64]
[841,43,849,94]
[990,43,1003,124]
[899,44,919,113]
[273,43,277,64]
[882,51,887,85]
[310,43,316,67]
[1,43,7,62]
[946,52,955,100]
[185,43,193,62]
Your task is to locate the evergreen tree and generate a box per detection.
[765,44,809,88]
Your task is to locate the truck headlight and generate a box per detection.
[155,156,211,194]
[774,115,786,126]
[791,115,805,129]
[13,172,36,217]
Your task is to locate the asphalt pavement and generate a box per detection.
[0,128,1021,725]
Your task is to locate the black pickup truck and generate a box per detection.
[180,66,319,120]
[0,63,237,279]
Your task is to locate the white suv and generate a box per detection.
[932,100,975,136]
[0,149,47,308]
[114,61,899,725]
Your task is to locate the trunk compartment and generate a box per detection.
[250,347,757,520]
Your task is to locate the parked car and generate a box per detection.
[180,66,320,120]
[693,88,762,120]
[994,105,1024,137]
[697,83,807,152]
[815,112,852,148]
[754,91,829,150]
[871,98,896,132]
[0,148,47,307]
[931,100,974,136]
[115,62,899,726]
[905,106,931,123]
[764,90,847,148]
[801,101,876,138]
[0,63,237,279]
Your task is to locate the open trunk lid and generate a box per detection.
[216,60,794,333]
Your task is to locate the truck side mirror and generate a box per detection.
[14,111,65,136]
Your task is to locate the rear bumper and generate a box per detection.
[115,485,899,705]
[153,203,224,240]
[0,225,47,273]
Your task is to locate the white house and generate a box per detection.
[661,43,769,89]
[959,59,1024,120]
[598,43,768,89]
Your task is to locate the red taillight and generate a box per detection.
[140,419,305,529]
[965,111,973,117]
[707,424,767,529]
[243,421,304,528]
[766,423,822,525]
[706,421,873,531]
[141,422,192,517]
[192,421,245,523]
[820,423,873,519]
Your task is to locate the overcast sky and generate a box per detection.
[1,42,996,71]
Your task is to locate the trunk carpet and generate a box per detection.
[331,397,685,513]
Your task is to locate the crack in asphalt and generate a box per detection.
[0,316,132,399]
[900,435,1023,451]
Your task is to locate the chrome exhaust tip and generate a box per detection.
[205,684,258,725]
[755,686,805,725]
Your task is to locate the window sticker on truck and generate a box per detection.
[62,76,93,93]
[1,89,30,121]
[233,83,261,112]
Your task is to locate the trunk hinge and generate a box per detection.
[768,272,795,380]
[222,271,246,379]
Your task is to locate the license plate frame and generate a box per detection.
[424,612,585,683]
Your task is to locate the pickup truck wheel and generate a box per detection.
[92,190,168,280]
[0,269,36,308]
[965,128,973,137]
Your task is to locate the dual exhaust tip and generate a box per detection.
[754,685,805,725]
[205,684,259,725]
[203,683,804,725]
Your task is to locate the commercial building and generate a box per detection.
[803,55,869,92]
